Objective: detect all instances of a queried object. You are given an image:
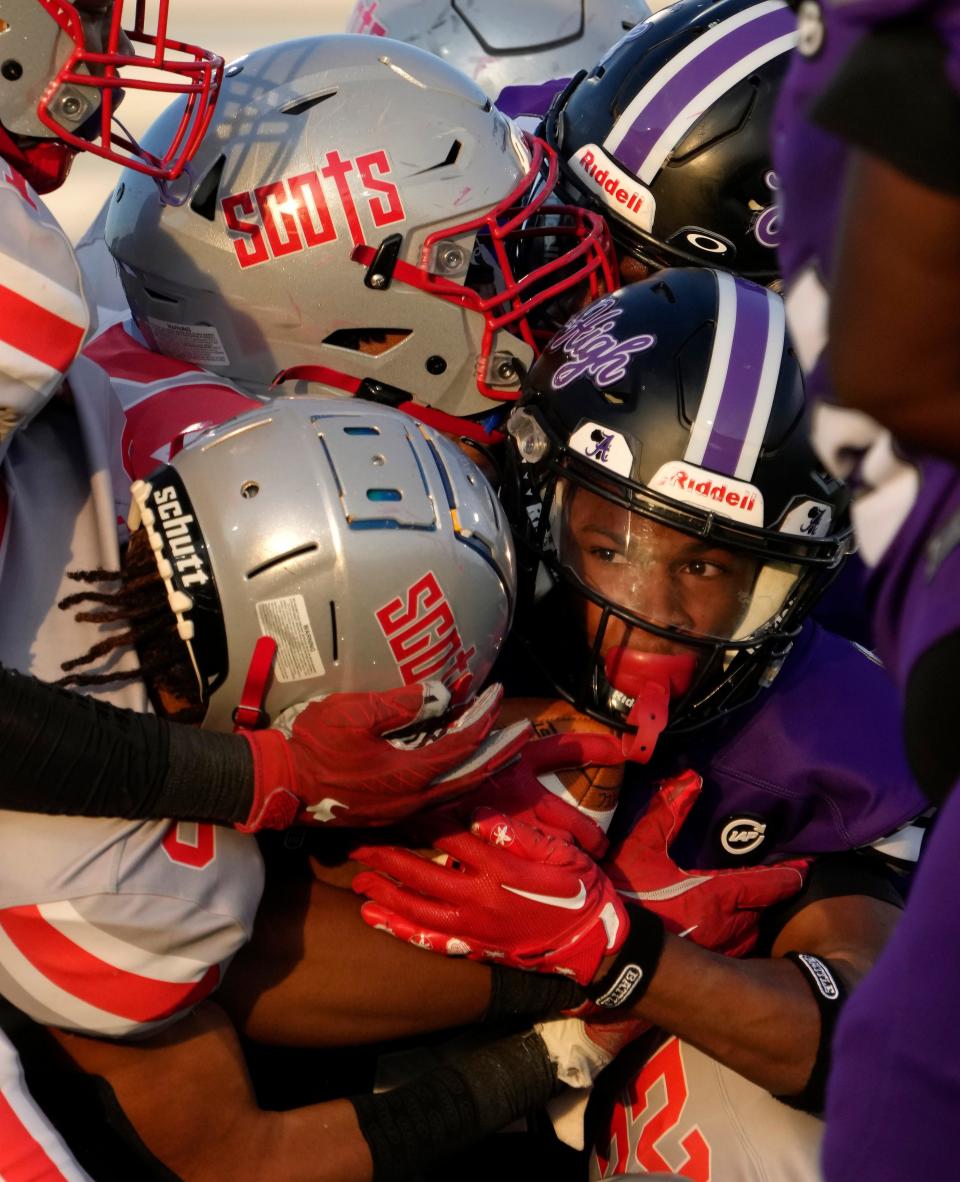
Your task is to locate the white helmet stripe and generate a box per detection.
[684,273,786,481]
[603,0,796,186]
[683,269,738,467]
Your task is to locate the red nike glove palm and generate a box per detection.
[402,730,626,860]
[605,770,810,958]
[353,809,629,984]
[239,682,532,831]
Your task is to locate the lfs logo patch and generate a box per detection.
[375,571,477,698]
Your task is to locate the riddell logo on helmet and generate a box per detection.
[375,571,477,698]
[569,145,655,233]
[650,461,765,526]
[221,149,406,270]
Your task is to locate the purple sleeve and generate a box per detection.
[495,78,570,120]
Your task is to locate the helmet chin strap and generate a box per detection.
[603,647,697,764]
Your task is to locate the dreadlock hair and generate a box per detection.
[55,527,205,723]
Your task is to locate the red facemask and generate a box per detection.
[30,0,223,183]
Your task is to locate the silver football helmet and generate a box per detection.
[128,396,516,732]
[345,0,657,98]
[105,35,616,422]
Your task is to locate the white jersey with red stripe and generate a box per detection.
[590,1035,823,1182]
[0,164,90,469]
[0,326,264,1040]
[0,1028,91,1181]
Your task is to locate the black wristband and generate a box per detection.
[776,952,848,1116]
[351,1030,556,1182]
[485,965,586,1024]
[586,904,666,1010]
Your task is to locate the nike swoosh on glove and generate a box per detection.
[238,682,532,831]
[605,770,810,958]
[401,729,626,861]
[352,809,628,984]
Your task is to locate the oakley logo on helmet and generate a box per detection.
[569,145,655,233]
[650,460,765,526]
[549,298,656,390]
[221,150,406,270]
[719,816,767,856]
[376,571,478,698]
[569,421,635,479]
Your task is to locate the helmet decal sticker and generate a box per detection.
[780,500,834,538]
[568,145,656,232]
[603,0,797,184]
[375,571,478,697]
[649,460,765,525]
[683,271,785,480]
[255,594,326,683]
[221,150,406,269]
[548,297,656,390]
[569,421,635,479]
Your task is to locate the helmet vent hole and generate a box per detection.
[246,543,318,580]
[322,328,411,355]
[344,426,381,436]
[367,488,402,502]
[415,140,463,175]
[143,287,178,305]
[190,154,226,222]
[281,90,338,116]
[329,601,339,663]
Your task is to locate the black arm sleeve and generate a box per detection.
[0,663,253,824]
[812,17,960,195]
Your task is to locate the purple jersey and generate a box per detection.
[611,622,925,866]
[822,774,960,1182]
[773,3,960,688]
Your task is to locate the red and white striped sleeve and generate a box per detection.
[0,1028,92,1181]
[0,164,90,466]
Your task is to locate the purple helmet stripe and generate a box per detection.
[604,2,795,184]
[700,278,772,476]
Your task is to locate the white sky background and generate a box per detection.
[47,0,357,240]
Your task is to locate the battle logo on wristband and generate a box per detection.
[594,962,644,1009]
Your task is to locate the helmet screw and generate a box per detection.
[59,94,84,119]
[436,244,465,273]
[1,60,23,82]
[496,358,517,382]
[369,273,387,289]
[425,355,447,376]
[240,481,260,499]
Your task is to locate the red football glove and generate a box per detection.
[238,682,532,831]
[402,731,625,860]
[353,809,628,984]
[605,770,809,958]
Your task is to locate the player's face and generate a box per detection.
[558,484,759,662]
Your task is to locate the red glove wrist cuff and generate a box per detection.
[586,904,666,1010]
[236,728,300,832]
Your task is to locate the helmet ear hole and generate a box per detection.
[190,155,226,222]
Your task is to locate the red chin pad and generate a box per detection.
[0,128,77,195]
[603,647,698,765]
